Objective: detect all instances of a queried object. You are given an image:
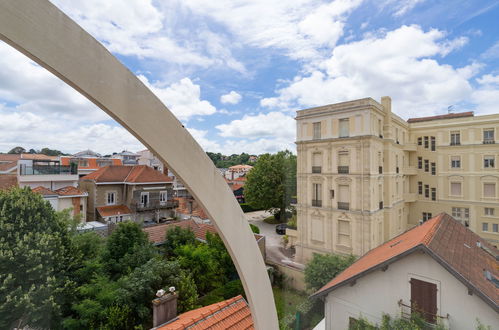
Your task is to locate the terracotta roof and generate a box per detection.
[21,153,59,161]
[313,213,499,310]
[234,177,247,182]
[156,295,254,330]
[228,165,253,170]
[407,111,474,123]
[0,175,17,190]
[32,186,57,196]
[81,165,172,183]
[54,186,87,196]
[96,204,132,217]
[231,184,244,191]
[144,220,218,244]
[0,161,17,172]
[0,154,21,161]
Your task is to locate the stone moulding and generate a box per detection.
[0,0,277,328]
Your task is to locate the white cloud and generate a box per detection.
[181,0,363,60]
[477,74,499,86]
[261,25,478,118]
[383,0,426,17]
[220,91,242,104]
[138,75,217,121]
[216,112,295,139]
[481,41,499,59]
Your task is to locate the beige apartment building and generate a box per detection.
[294,96,499,262]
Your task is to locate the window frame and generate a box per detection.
[484,207,495,216]
[450,182,462,197]
[140,191,150,207]
[313,122,321,140]
[484,155,495,169]
[106,191,116,205]
[450,156,461,169]
[339,118,350,138]
[159,191,168,205]
[450,131,460,145]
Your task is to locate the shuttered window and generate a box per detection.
[313,122,321,139]
[450,182,461,196]
[484,183,496,198]
[339,118,349,137]
[410,278,437,324]
[312,153,322,173]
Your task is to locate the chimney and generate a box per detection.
[152,291,178,327]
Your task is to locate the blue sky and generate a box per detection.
[0,0,498,155]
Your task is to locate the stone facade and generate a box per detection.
[295,96,499,262]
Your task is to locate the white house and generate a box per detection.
[312,213,498,330]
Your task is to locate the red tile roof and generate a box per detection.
[0,154,21,162]
[0,161,17,172]
[32,186,57,196]
[407,111,474,123]
[228,165,253,171]
[96,204,132,217]
[0,175,18,190]
[143,220,218,244]
[231,184,244,191]
[81,165,173,183]
[234,177,247,182]
[54,186,87,196]
[156,295,254,330]
[313,213,499,310]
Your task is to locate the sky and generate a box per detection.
[0,0,498,155]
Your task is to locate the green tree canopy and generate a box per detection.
[163,226,197,257]
[7,146,26,154]
[0,188,74,328]
[304,253,356,291]
[244,150,296,220]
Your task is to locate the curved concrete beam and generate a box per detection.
[0,1,278,328]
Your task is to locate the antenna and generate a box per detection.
[447,105,454,114]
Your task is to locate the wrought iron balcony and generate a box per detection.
[312,166,322,174]
[483,139,495,144]
[311,199,322,207]
[132,200,178,211]
[338,202,350,210]
[338,166,349,174]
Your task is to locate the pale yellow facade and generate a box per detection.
[294,97,499,262]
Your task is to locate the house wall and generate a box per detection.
[324,251,498,330]
[79,180,97,221]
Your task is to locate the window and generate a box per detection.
[159,191,168,205]
[417,137,422,146]
[493,224,499,233]
[483,183,496,198]
[431,162,436,175]
[140,192,149,207]
[452,207,470,225]
[418,157,423,169]
[339,118,349,138]
[483,128,494,144]
[312,183,322,207]
[482,223,489,231]
[424,136,429,148]
[313,122,321,139]
[450,131,460,145]
[485,208,494,216]
[430,136,436,151]
[338,220,351,246]
[424,159,429,172]
[378,119,383,138]
[78,159,89,167]
[484,155,495,168]
[418,181,423,195]
[106,192,116,205]
[338,151,349,174]
[422,212,433,222]
[338,185,350,210]
[97,159,112,167]
[431,188,436,201]
[451,156,461,168]
[424,184,429,198]
[312,153,322,173]
[395,128,399,143]
[451,182,462,196]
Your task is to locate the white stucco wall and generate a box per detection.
[324,251,498,330]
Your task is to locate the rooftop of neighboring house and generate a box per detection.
[0,153,58,161]
[0,161,17,172]
[143,219,218,244]
[0,175,18,191]
[32,186,87,197]
[60,156,122,169]
[228,164,253,171]
[96,204,132,217]
[155,295,254,330]
[312,213,499,311]
[407,111,474,123]
[80,165,173,184]
[113,150,140,157]
[72,149,102,158]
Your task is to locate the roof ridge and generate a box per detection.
[122,165,136,182]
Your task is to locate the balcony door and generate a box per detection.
[410,278,437,324]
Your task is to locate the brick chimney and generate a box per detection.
[152,292,178,327]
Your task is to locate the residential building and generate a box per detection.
[143,219,217,245]
[32,186,88,221]
[17,155,79,190]
[294,97,499,262]
[112,150,140,166]
[79,165,176,223]
[152,294,254,329]
[60,149,122,177]
[311,213,499,330]
[138,149,166,173]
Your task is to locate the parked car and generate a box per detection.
[275,223,287,235]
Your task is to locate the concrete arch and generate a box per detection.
[0,1,278,328]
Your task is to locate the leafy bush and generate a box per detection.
[240,203,259,212]
[287,215,297,229]
[305,253,356,291]
[198,280,244,306]
[249,223,260,234]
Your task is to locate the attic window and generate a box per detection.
[390,240,402,248]
[484,270,499,288]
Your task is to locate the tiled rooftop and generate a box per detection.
[156,295,254,330]
[407,111,474,123]
[81,165,173,183]
[143,220,217,244]
[96,204,132,217]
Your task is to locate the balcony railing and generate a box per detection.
[379,166,383,174]
[450,141,460,146]
[312,166,322,173]
[311,199,322,207]
[20,164,77,175]
[338,202,350,210]
[398,300,449,325]
[338,166,349,174]
[132,200,178,211]
[483,139,495,144]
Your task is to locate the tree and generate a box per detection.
[244,150,296,220]
[7,146,25,154]
[40,147,67,156]
[304,253,356,291]
[163,226,197,257]
[0,188,74,328]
